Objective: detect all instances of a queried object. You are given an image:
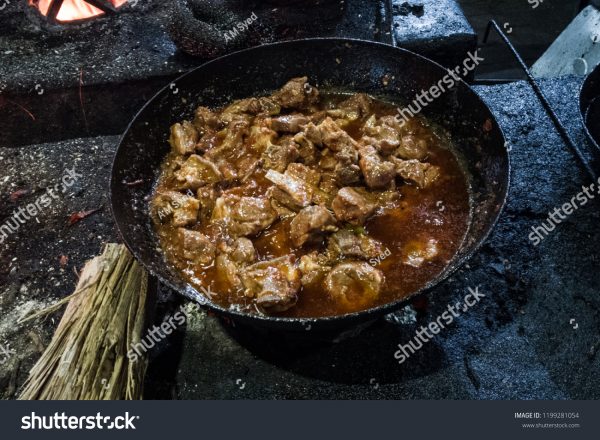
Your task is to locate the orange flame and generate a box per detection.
[31,0,127,22]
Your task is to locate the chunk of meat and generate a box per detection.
[237,157,262,183]
[257,97,282,116]
[312,172,339,207]
[196,186,219,221]
[265,164,320,210]
[153,191,199,227]
[325,262,384,310]
[392,158,440,188]
[318,172,340,195]
[229,237,257,264]
[218,237,257,265]
[221,98,258,117]
[395,135,429,160]
[269,199,297,218]
[178,228,216,265]
[293,132,318,165]
[380,115,403,129]
[362,115,401,154]
[334,144,361,185]
[215,254,243,290]
[218,112,252,133]
[404,238,439,268]
[373,188,401,207]
[268,187,305,213]
[307,109,328,124]
[335,163,362,186]
[317,117,359,152]
[327,230,383,260]
[169,121,199,155]
[206,118,249,161]
[272,77,319,110]
[248,123,278,154]
[233,196,278,236]
[195,132,220,154]
[214,237,257,291]
[331,187,377,225]
[337,93,372,121]
[319,152,338,171]
[211,195,278,237]
[241,255,301,312]
[358,145,396,189]
[219,97,279,122]
[193,106,221,133]
[335,144,358,164]
[303,122,323,146]
[266,170,312,209]
[270,114,309,133]
[261,138,299,172]
[290,205,338,247]
[174,155,223,190]
[298,251,331,286]
[216,161,239,181]
[286,163,321,186]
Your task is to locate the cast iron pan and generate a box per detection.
[581,62,600,152]
[110,38,510,332]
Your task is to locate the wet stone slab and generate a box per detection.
[392,0,477,71]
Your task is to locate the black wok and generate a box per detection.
[110,38,510,332]
[581,62,600,152]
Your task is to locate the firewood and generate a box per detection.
[18,244,150,400]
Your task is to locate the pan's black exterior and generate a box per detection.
[580,62,600,152]
[110,39,509,332]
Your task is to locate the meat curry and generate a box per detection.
[151,77,471,318]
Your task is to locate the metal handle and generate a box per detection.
[483,19,598,181]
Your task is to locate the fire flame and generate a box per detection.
[31,0,128,22]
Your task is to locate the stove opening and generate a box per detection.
[28,0,128,24]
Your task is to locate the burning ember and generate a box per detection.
[29,0,128,24]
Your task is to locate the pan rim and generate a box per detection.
[109,37,511,326]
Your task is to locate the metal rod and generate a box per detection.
[47,0,65,24]
[483,19,598,181]
[84,0,118,14]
